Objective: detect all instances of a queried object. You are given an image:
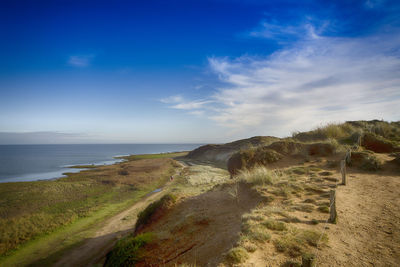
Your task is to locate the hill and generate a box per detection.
[103,120,399,266]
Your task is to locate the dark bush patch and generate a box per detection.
[135,194,176,232]
[104,232,153,267]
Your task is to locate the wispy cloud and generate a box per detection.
[163,23,400,136]
[364,0,385,9]
[160,95,212,110]
[67,55,94,67]
[247,19,328,42]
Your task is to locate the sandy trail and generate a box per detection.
[53,164,184,267]
[315,169,400,266]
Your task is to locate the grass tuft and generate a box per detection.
[226,247,249,264]
[135,194,176,232]
[104,232,153,267]
[262,219,287,231]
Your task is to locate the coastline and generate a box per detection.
[0,143,201,183]
[0,151,187,265]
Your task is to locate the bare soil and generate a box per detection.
[135,182,262,266]
[314,169,400,266]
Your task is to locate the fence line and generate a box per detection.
[312,146,354,266]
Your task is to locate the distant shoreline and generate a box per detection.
[0,144,201,183]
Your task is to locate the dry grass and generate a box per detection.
[238,166,287,186]
[0,157,178,257]
[273,228,328,257]
[226,247,249,264]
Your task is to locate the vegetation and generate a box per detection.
[273,229,328,257]
[118,151,188,161]
[350,151,383,171]
[135,194,176,232]
[262,219,287,231]
[238,166,279,185]
[104,232,153,267]
[0,153,179,261]
[226,247,249,264]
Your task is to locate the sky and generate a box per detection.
[0,0,399,144]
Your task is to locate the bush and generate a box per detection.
[238,166,280,186]
[318,206,329,213]
[273,229,327,257]
[228,147,282,176]
[135,194,176,232]
[104,232,153,267]
[350,151,383,171]
[118,170,129,176]
[262,219,287,231]
[226,247,249,264]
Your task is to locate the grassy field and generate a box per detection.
[117,151,188,161]
[0,152,182,266]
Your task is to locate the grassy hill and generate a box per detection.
[105,120,400,266]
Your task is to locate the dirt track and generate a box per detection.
[53,188,165,267]
[315,169,400,266]
[53,162,185,267]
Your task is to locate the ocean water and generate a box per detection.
[0,144,201,183]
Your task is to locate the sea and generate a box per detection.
[0,144,202,183]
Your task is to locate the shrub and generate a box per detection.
[293,204,314,213]
[350,151,383,171]
[118,170,129,176]
[239,166,279,186]
[104,232,153,267]
[318,206,329,213]
[241,223,271,243]
[135,194,176,232]
[226,247,249,264]
[273,229,327,257]
[228,147,282,176]
[262,219,287,231]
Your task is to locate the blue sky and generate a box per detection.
[0,0,399,144]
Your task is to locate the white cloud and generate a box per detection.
[206,32,400,136]
[164,24,400,137]
[160,95,212,111]
[67,55,94,67]
[160,95,184,104]
[248,20,327,41]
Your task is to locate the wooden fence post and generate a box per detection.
[340,159,346,185]
[329,190,337,223]
[345,149,351,164]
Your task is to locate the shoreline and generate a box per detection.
[0,151,185,264]
[0,150,190,184]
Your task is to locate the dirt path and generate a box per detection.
[315,169,400,266]
[53,165,185,267]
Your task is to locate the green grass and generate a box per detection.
[0,192,148,267]
[318,206,330,213]
[0,155,178,265]
[135,194,176,232]
[118,151,188,161]
[67,164,99,169]
[104,232,153,267]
